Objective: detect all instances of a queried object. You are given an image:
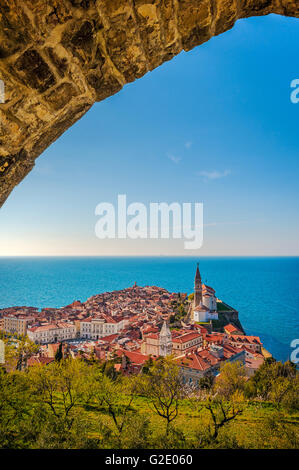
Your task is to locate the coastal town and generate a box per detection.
[0,264,267,384]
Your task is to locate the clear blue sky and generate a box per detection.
[1,14,298,256]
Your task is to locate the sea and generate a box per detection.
[0,256,298,362]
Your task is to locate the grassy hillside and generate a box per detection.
[1,354,298,449]
[79,395,299,449]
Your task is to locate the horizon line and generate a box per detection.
[0,254,299,258]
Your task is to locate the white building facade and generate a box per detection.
[193,306,218,322]
[80,317,127,339]
[202,285,217,311]
[27,322,76,344]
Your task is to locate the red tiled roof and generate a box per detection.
[241,345,264,357]
[27,356,54,366]
[224,324,241,334]
[28,324,57,332]
[176,349,218,371]
[221,343,243,357]
[172,332,201,344]
[229,335,262,345]
[146,333,159,340]
[193,324,208,334]
[202,284,215,293]
[116,349,149,365]
[99,334,118,343]
[124,350,149,364]
[175,344,244,372]
[204,333,225,343]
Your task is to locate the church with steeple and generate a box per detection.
[159,320,172,356]
[192,263,218,322]
[141,320,172,357]
[194,263,202,308]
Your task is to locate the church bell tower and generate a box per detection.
[159,321,172,357]
[194,263,202,308]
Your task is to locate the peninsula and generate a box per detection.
[0,264,267,381]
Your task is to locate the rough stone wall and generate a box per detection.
[0,0,298,207]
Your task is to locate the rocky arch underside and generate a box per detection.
[0,0,298,207]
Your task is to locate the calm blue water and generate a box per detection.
[0,257,298,362]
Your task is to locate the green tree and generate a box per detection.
[55,343,63,362]
[178,304,186,318]
[245,358,297,400]
[99,360,120,380]
[4,335,39,371]
[29,358,94,430]
[198,391,244,442]
[199,374,214,390]
[0,367,36,448]
[94,374,137,445]
[142,356,154,375]
[214,361,245,399]
[138,357,183,436]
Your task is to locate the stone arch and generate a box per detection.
[0,0,298,207]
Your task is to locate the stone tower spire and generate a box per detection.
[194,262,202,307]
[159,321,172,357]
